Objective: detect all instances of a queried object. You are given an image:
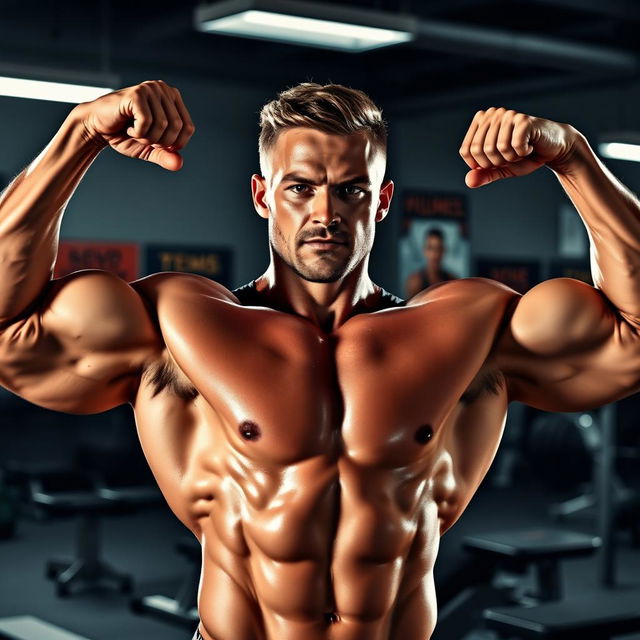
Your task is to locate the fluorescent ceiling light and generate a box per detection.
[0,75,114,103]
[0,63,118,103]
[598,142,640,163]
[195,0,415,52]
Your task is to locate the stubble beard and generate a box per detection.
[274,241,351,283]
[270,224,354,284]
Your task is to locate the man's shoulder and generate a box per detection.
[407,276,520,306]
[130,271,239,305]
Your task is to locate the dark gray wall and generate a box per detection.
[0,72,271,289]
[388,80,640,293]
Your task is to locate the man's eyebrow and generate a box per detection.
[281,173,371,186]
[281,173,321,185]
[339,175,371,186]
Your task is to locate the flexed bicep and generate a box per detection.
[495,277,640,411]
[0,270,161,414]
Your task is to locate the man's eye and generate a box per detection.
[290,184,310,194]
[339,185,364,197]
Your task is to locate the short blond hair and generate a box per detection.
[258,82,387,174]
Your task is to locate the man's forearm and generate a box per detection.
[0,104,105,324]
[553,135,640,323]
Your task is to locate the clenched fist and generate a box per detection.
[74,80,195,171]
[459,107,580,188]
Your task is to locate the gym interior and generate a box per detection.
[1,1,640,639]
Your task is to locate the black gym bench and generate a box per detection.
[484,588,640,639]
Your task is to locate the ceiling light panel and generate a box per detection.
[195,0,416,52]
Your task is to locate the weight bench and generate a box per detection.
[21,446,163,598]
[483,589,640,639]
[0,616,91,640]
[463,528,601,601]
[28,469,134,597]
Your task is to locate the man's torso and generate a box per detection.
[130,273,519,640]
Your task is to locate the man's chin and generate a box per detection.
[292,262,348,283]
[300,273,343,283]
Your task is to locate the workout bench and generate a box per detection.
[484,589,640,639]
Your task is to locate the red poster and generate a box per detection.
[54,241,139,281]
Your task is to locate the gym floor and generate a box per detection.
[0,504,194,640]
[0,483,638,640]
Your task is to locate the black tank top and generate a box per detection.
[232,281,405,311]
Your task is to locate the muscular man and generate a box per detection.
[1,81,640,640]
[405,227,457,298]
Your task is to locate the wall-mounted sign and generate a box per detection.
[54,241,140,281]
[399,190,470,299]
[475,258,540,294]
[145,245,233,286]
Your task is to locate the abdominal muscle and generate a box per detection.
[132,369,441,640]
[187,441,441,640]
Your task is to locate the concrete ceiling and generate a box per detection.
[1,0,639,113]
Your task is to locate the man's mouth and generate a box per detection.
[302,238,348,250]
[302,237,348,248]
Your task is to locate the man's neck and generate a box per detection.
[254,262,378,332]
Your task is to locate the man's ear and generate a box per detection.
[251,174,270,219]
[375,179,394,222]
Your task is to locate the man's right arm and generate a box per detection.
[0,80,195,413]
[0,106,105,325]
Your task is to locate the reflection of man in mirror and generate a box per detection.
[405,227,458,298]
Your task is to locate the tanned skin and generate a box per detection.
[1,82,640,640]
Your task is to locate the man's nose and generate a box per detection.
[311,190,341,227]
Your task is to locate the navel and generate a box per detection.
[239,420,262,441]
[324,611,340,624]
[415,424,434,445]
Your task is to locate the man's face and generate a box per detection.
[424,234,444,268]
[252,127,393,283]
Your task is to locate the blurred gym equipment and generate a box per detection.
[482,403,640,639]
[432,527,601,639]
[526,410,640,540]
[2,443,163,597]
[131,535,200,628]
[33,467,134,598]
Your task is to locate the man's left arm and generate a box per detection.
[460,107,640,412]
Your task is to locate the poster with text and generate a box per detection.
[145,244,233,287]
[54,240,140,281]
[399,190,470,299]
[475,258,541,294]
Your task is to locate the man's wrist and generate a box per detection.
[547,127,591,176]
[66,102,109,152]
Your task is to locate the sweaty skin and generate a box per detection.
[1,86,640,640]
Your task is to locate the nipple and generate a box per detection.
[239,420,262,441]
[324,611,340,624]
[415,424,434,444]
